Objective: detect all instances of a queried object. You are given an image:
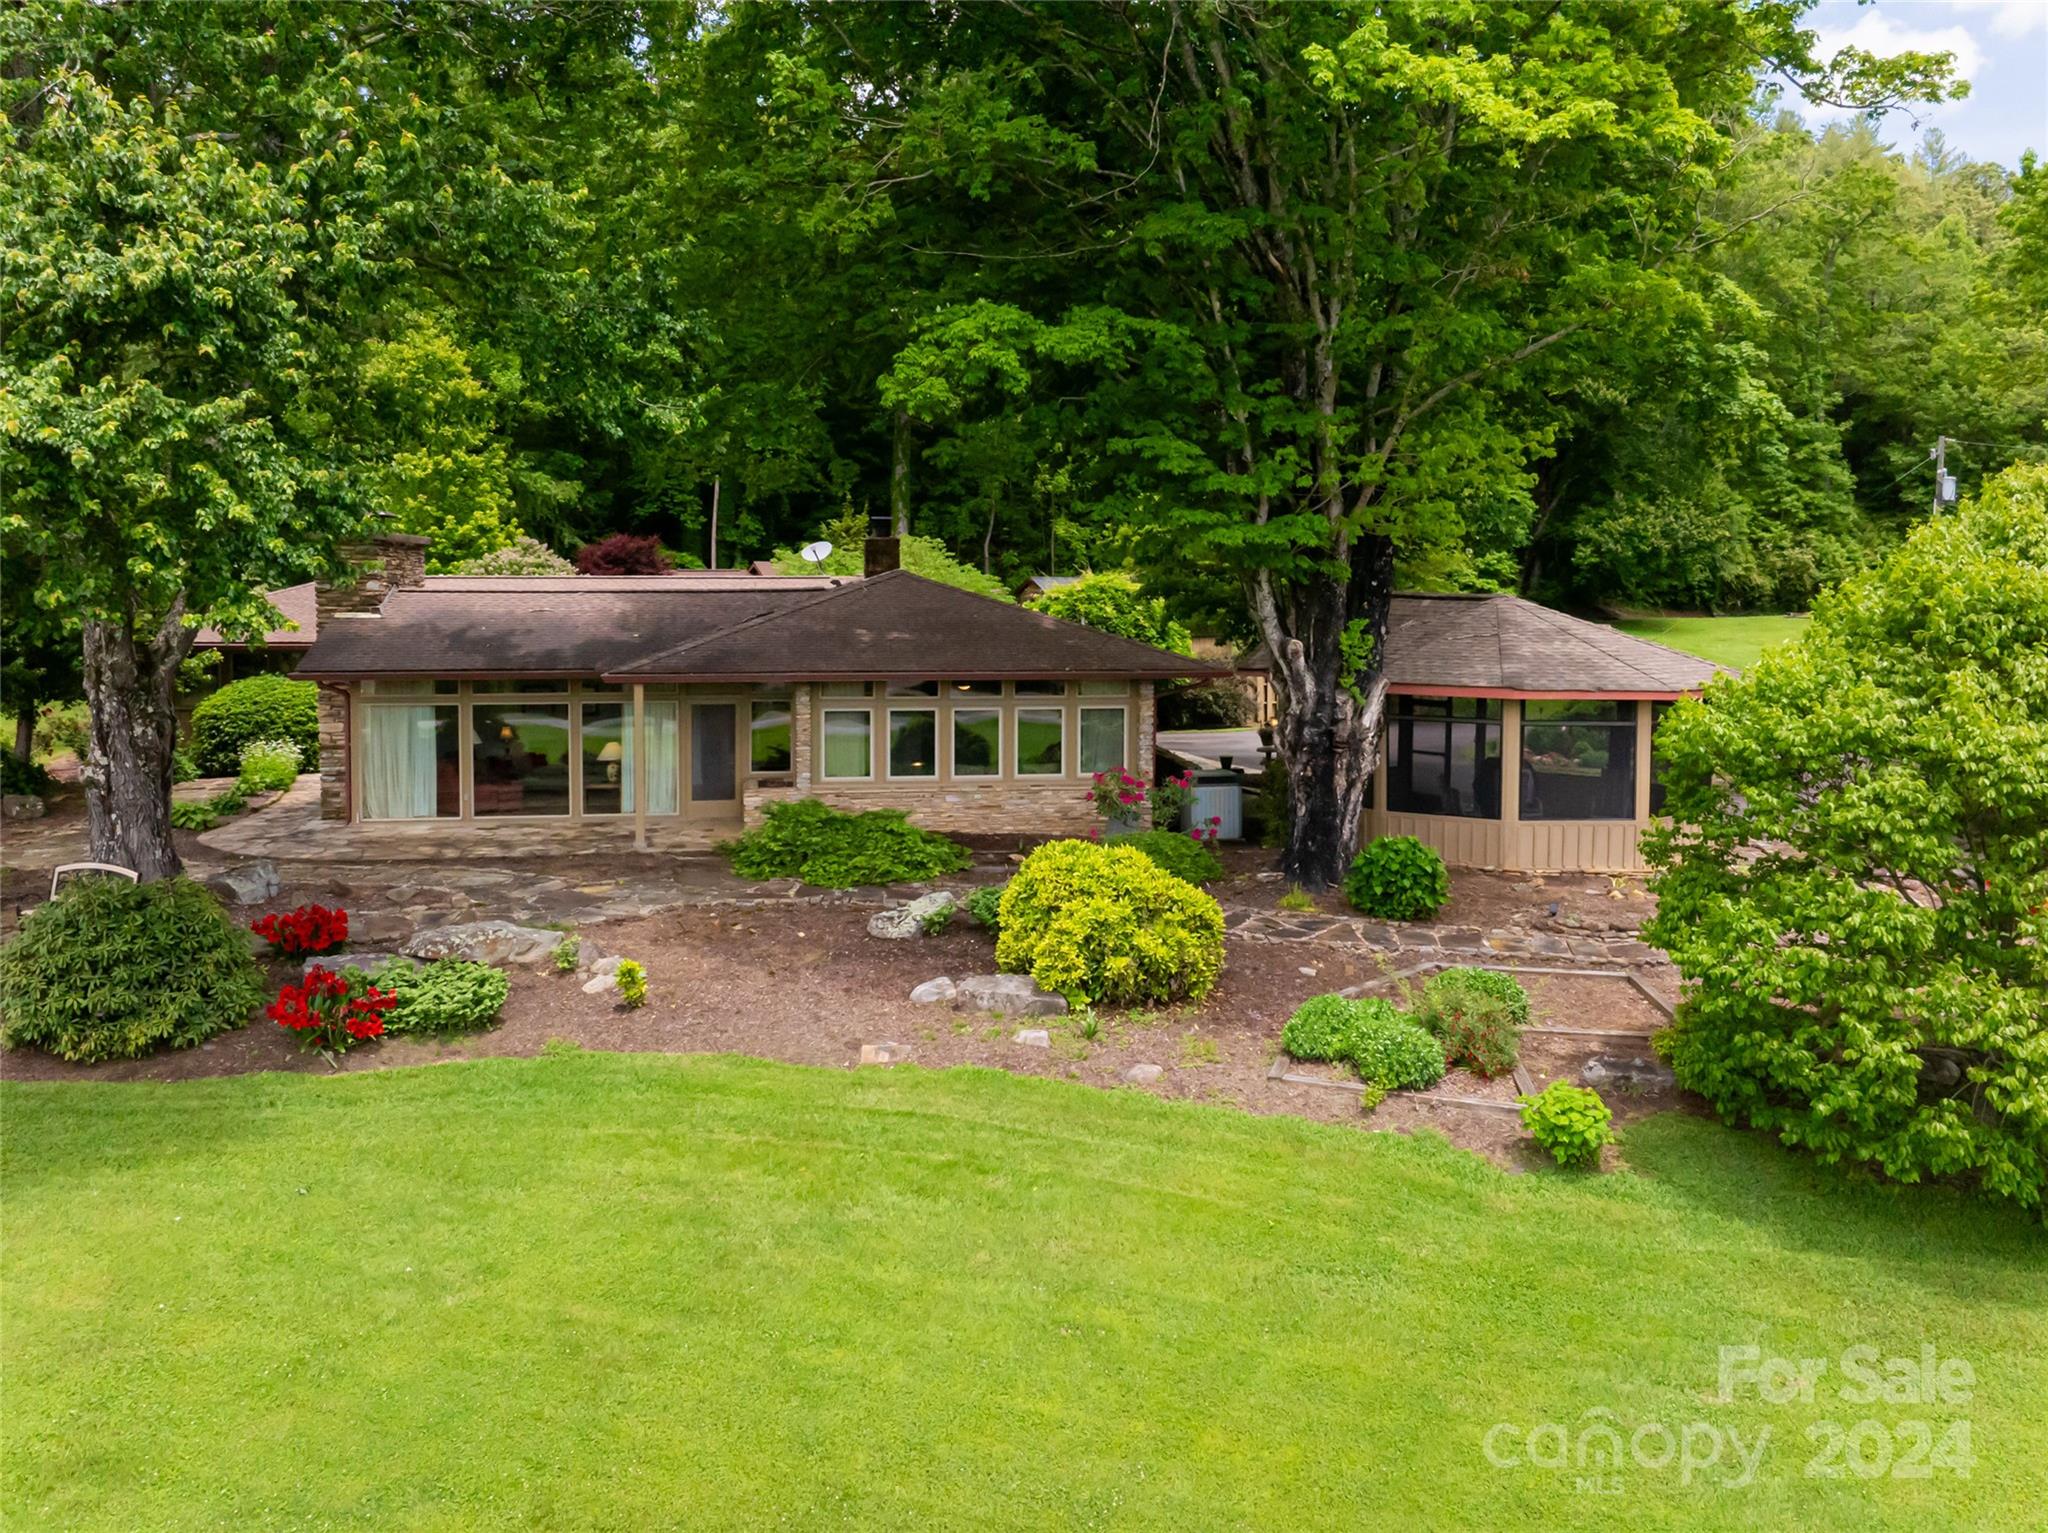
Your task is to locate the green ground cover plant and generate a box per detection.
[723,799,972,889]
[1344,836,1451,921]
[358,959,509,1037]
[2,1055,2039,1530]
[1105,829,1224,885]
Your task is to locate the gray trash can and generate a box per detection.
[1185,770,1244,842]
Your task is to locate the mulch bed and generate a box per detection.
[0,898,1694,1165]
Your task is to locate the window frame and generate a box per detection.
[820,707,876,781]
[884,706,940,780]
[1013,705,1066,777]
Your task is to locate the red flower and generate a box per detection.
[250,904,350,957]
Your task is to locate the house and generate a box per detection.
[284,533,1213,849]
[1016,573,1080,603]
[1238,595,1724,873]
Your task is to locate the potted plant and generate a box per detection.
[1088,769,1148,834]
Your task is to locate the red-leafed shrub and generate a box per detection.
[251,904,348,956]
[268,965,393,1053]
[574,533,672,576]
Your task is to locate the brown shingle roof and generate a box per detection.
[609,569,1217,681]
[1240,594,1724,695]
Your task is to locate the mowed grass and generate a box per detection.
[1611,614,1811,670]
[3,1054,2042,1531]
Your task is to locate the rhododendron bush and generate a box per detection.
[250,904,348,956]
[268,966,393,1054]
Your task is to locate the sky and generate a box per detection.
[1801,0,2048,167]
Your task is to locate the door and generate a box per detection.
[686,702,740,819]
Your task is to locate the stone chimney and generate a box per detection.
[313,532,429,823]
[863,507,900,578]
[316,531,430,624]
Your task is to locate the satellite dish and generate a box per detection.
[798,540,834,565]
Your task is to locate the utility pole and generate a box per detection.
[1931,437,1957,515]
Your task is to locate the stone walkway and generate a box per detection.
[1226,908,1665,968]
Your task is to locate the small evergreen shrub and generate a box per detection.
[0,877,263,1061]
[1,751,52,797]
[1344,836,1451,921]
[615,959,648,1008]
[1423,967,1531,1027]
[1106,829,1224,885]
[1417,968,1530,1077]
[1349,1006,1447,1091]
[995,840,1225,1005]
[235,737,303,793]
[966,884,1006,935]
[1519,1081,1615,1168]
[551,935,581,973]
[360,958,509,1036]
[1280,994,1366,1062]
[724,799,972,888]
[190,675,318,776]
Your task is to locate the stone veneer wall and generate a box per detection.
[316,533,430,821]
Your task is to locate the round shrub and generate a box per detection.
[0,877,264,1061]
[1,751,53,797]
[1106,829,1224,885]
[1518,1081,1614,1169]
[1344,835,1451,921]
[1346,1002,1447,1090]
[995,840,1225,1005]
[190,675,318,776]
[1423,967,1530,1027]
[1279,994,1363,1062]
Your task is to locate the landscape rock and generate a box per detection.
[205,859,281,906]
[581,973,618,995]
[403,919,561,966]
[866,890,958,940]
[2,794,46,821]
[303,951,415,976]
[587,953,622,978]
[860,1041,911,1065]
[910,977,957,1005]
[1580,1055,1677,1091]
[1122,1063,1165,1084]
[956,973,1068,1017]
[1013,1028,1051,1048]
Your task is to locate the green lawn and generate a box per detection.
[3,1054,2041,1531]
[1611,614,1811,670]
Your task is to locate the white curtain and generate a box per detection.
[362,706,437,819]
[623,699,680,814]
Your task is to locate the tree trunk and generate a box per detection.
[80,602,192,881]
[890,408,912,536]
[1274,534,1396,890]
[13,707,33,764]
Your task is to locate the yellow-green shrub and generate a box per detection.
[995,840,1224,1004]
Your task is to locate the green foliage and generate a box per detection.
[1417,988,1524,1080]
[1518,1082,1615,1170]
[1344,837,1451,922]
[966,884,1006,935]
[551,936,581,974]
[171,746,199,785]
[615,959,648,1009]
[1104,830,1223,886]
[1645,466,2048,1207]
[1277,886,1316,913]
[170,783,249,831]
[235,738,303,794]
[919,905,954,937]
[0,877,262,1062]
[449,537,577,577]
[770,513,1012,602]
[995,840,1225,1005]
[1348,1009,1448,1093]
[1423,968,1531,1029]
[362,959,510,1037]
[191,676,318,777]
[724,799,972,889]
[1027,573,1192,656]
[1282,995,1446,1090]
[1,751,53,797]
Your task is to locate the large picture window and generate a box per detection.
[1521,700,1637,821]
[952,709,1000,776]
[1079,707,1126,775]
[471,704,571,816]
[750,700,792,773]
[1386,696,1502,819]
[360,705,459,819]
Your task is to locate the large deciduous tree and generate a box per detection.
[2,73,339,877]
[1644,463,2048,1207]
[721,1,1952,885]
